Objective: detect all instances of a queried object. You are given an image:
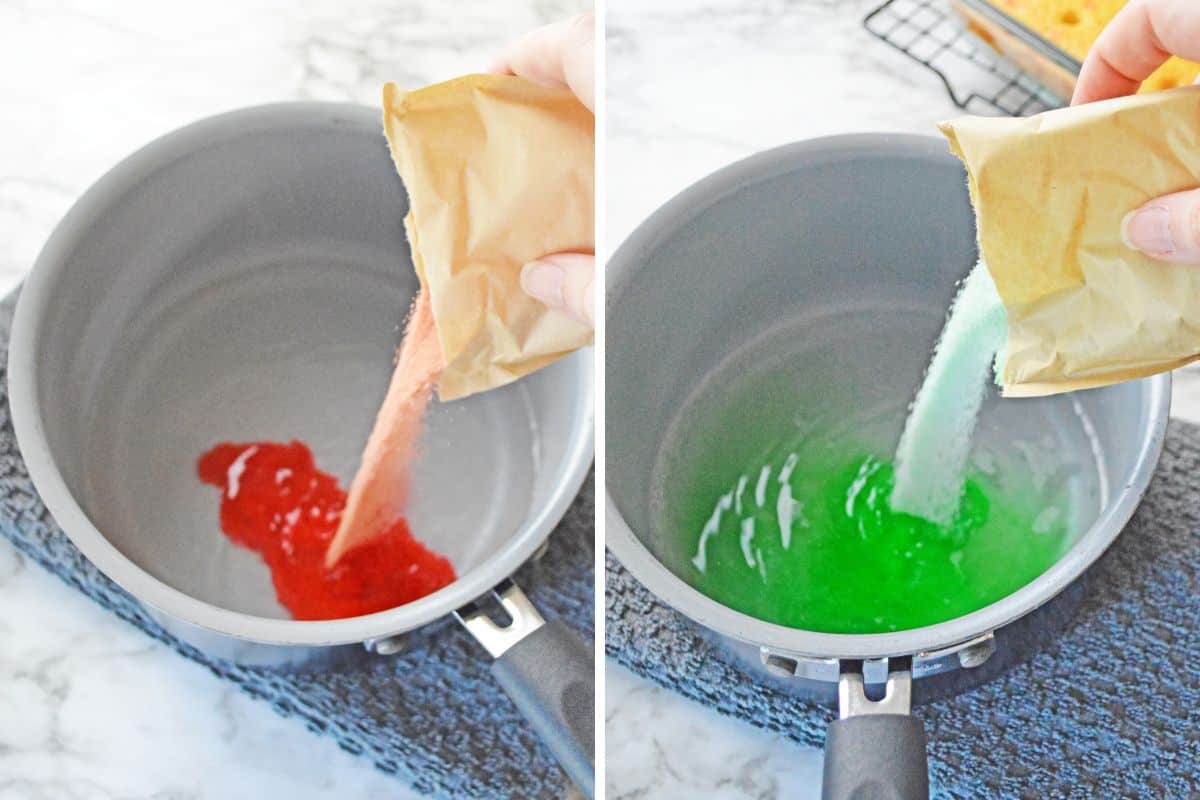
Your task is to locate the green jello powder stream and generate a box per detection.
[890,261,1007,524]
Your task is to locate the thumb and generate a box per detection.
[519,252,595,328]
[1122,188,1200,264]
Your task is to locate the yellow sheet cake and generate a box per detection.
[989,0,1200,91]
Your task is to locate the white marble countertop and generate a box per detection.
[0,1,583,797]
[603,1,1200,798]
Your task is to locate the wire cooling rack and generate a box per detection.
[864,0,1064,116]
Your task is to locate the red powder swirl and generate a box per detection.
[197,440,455,620]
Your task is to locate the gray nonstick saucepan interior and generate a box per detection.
[9,103,595,795]
[605,134,1169,799]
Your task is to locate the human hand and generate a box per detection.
[493,12,596,328]
[492,12,595,111]
[1073,0,1200,263]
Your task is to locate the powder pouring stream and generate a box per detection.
[326,288,443,566]
[890,261,1007,525]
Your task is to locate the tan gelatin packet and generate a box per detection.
[382,74,594,401]
[939,85,1200,398]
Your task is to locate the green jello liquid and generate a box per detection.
[676,445,1072,634]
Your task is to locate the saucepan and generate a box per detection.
[605,134,1169,798]
[9,103,595,796]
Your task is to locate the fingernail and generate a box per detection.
[520,260,565,308]
[1122,205,1174,256]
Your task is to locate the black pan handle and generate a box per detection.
[456,579,595,798]
[821,660,929,800]
[823,715,928,799]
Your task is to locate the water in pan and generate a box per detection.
[78,253,538,618]
[649,303,1106,634]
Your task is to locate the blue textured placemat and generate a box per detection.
[0,295,593,800]
[607,421,1200,798]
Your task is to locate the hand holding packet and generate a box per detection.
[940,86,1200,397]
[383,74,595,401]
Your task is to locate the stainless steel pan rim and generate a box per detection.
[9,102,596,648]
[604,132,1171,661]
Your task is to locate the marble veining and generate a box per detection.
[0,1,584,798]
[605,1,1200,798]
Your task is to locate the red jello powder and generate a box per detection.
[197,440,455,620]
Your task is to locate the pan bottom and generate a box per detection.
[649,302,1106,634]
[77,250,539,618]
